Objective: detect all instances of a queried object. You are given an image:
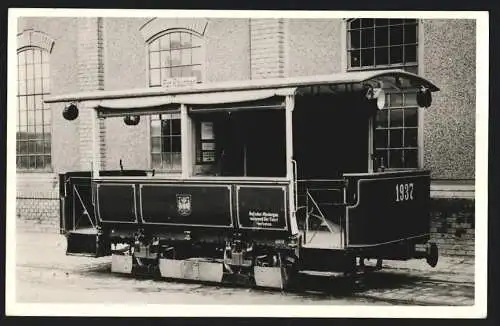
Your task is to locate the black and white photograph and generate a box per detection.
[5,9,488,318]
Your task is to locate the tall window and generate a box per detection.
[17,47,51,170]
[347,18,420,169]
[148,31,203,171]
[347,18,418,73]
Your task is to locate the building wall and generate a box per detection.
[422,19,476,181]
[287,19,343,76]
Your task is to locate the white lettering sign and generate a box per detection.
[248,210,280,227]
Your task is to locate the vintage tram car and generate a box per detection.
[49,69,439,289]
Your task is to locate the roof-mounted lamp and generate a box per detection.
[62,103,79,121]
[417,86,432,108]
[365,86,386,110]
[124,115,141,126]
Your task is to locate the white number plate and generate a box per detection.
[395,183,414,202]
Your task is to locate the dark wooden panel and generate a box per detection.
[346,172,430,246]
[97,184,137,223]
[237,186,288,230]
[140,184,233,227]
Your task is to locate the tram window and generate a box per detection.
[374,92,419,169]
[150,113,182,171]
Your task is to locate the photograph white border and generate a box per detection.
[6,8,489,318]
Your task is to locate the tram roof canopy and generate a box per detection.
[45,69,439,113]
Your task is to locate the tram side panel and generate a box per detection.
[345,171,432,260]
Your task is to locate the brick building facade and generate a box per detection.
[15,16,476,256]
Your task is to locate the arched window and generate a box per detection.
[148,30,204,171]
[17,47,51,170]
[148,31,203,87]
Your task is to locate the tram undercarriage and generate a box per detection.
[52,70,440,290]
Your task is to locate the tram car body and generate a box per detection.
[51,70,440,289]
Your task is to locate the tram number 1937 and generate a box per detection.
[395,183,414,202]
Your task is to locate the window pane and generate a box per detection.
[404,45,417,63]
[361,48,374,66]
[42,63,49,78]
[361,18,374,28]
[171,152,181,169]
[19,65,26,81]
[389,46,403,64]
[18,51,26,65]
[42,78,50,91]
[170,33,181,49]
[389,93,403,107]
[182,65,193,78]
[404,128,418,147]
[150,69,160,86]
[361,29,374,48]
[375,109,388,128]
[375,47,389,65]
[35,79,42,93]
[18,81,26,95]
[404,23,417,43]
[390,149,403,168]
[172,136,181,152]
[150,39,160,51]
[34,50,41,63]
[350,50,361,67]
[43,140,51,154]
[34,63,42,78]
[404,149,418,168]
[171,119,181,135]
[181,33,192,48]
[27,79,35,94]
[160,35,170,50]
[171,66,182,78]
[390,19,404,25]
[375,149,389,167]
[25,50,33,64]
[349,19,360,29]
[390,129,403,148]
[192,65,202,82]
[389,25,404,45]
[161,67,171,80]
[160,51,171,67]
[375,19,389,26]
[349,30,360,49]
[43,109,51,125]
[162,137,172,153]
[26,65,34,79]
[404,92,418,107]
[375,26,389,46]
[390,109,404,127]
[161,119,171,136]
[405,108,418,126]
[170,50,181,66]
[149,51,160,68]
[181,50,191,66]
[375,129,388,148]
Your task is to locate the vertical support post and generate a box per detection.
[92,107,100,178]
[285,95,298,235]
[367,115,374,173]
[180,104,190,178]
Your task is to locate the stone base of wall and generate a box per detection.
[430,198,475,257]
[16,197,60,233]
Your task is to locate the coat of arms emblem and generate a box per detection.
[176,194,192,216]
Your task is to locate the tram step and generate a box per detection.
[66,228,110,257]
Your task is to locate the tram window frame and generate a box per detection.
[374,92,420,169]
[150,113,182,172]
